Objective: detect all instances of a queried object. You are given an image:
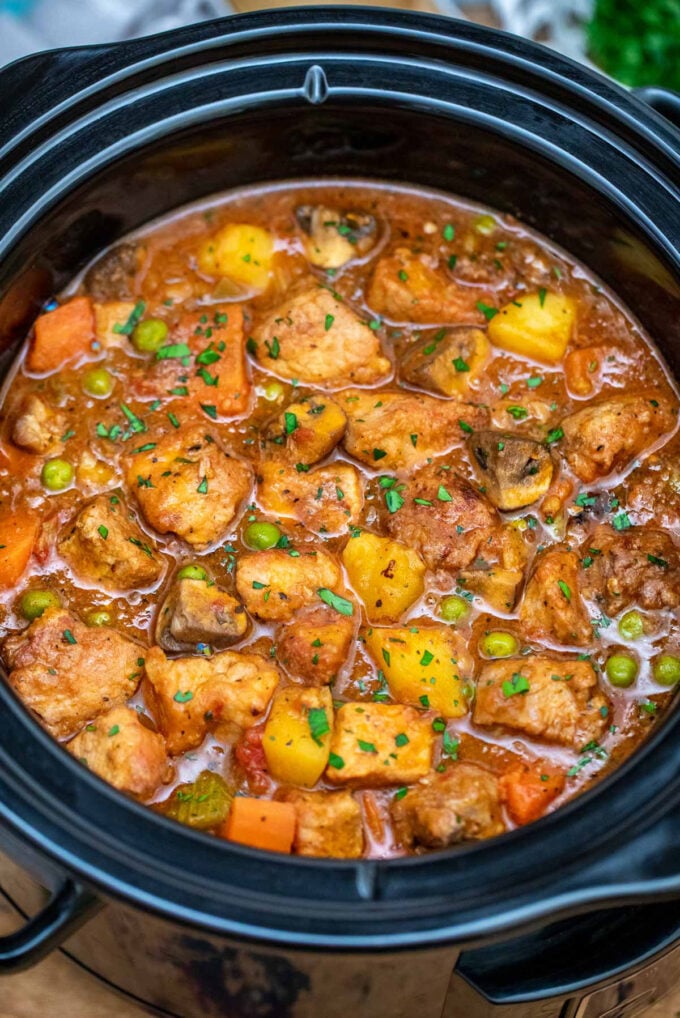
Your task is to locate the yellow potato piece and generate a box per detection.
[342,530,426,623]
[488,292,575,365]
[198,223,274,292]
[364,625,469,718]
[263,686,333,787]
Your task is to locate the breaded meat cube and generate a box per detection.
[326,703,434,786]
[257,460,363,536]
[581,524,680,613]
[275,603,356,686]
[127,426,253,549]
[144,645,279,755]
[341,389,489,472]
[235,548,342,622]
[5,608,143,739]
[11,394,65,455]
[560,393,676,483]
[67,706,169,798]
[59,493,164,592]
[518,548,592,646]
[282,789,364,858]
[261,395,347,465]
[251,284,390,386]
[367,248,489,325]
[155,573,248,652]
[383,463,501,573]
[473,655,609,749]
[468,431,554,511]
[391,763,504,849]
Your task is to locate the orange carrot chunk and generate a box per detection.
[222,797,296,853]
[182,305,251,417]
[499,763,565,827]
[28,297,95,374]
[0,513,39,590]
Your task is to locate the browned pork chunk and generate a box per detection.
[5,609,143,739]
[257,461,363,536]
[144,645,280,755]
[383,463,501,573]
[367,249,489,325]
[275,603,356,686]
[155,572,248,652]
[127,426,253,549]
[391,763,505,849]
[468,431,554,510]
[581,524,680,613]
[518,548,592,646]
[326,703,434,786]
[11,394,65,455]
[59,493,164,592]
[235,548,342,622]
[67,706,169,798]
[341,389,489,472]
[252,284,390,386]
[473,655,609,749]
[282,788,364,858]
[560,393,676,482]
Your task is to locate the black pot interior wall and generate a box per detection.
[1,103,678,379]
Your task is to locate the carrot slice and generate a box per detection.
[221,797,296,853]
[28,296,95,373]
[182,305,250,417]
[499,763,565,826]
[0,512,39,590]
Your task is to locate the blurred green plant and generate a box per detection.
[588,0,680,90]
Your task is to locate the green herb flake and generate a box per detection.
[502,673,530,698]
[317,588,354,616]
[173,690,194,703]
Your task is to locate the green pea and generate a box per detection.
[132,318,169,353]
[438,595,470,624]
[652,655,680,687]
[618,610,644,641]
[83,366,114,397]
[480,631,519,658]
[178,564,208,581]
[605,654,638,688]
[263,381,285,402]
[244,521,281,550]
[86,610,112,627]
[19,589,60,621]
[41,457,74,491]
[474,214,496,235]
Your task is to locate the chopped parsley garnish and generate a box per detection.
[502,672,530,698]
[476,301,499,321]
[173,690,194,703]
[265,337,280,359]
[442,223,455,242]
[324,313,334,331]
[196,476,209,494]
[506,405,528,420]
[98,525,108,540]
[538,287,547,307]
[458,419,473,434]
[317,588,354,616]
[308,707,330,745]
[437,485,452,502]
[546,427,564,444]
[647,553,668,569]
[328,753,345,769]
[284,411,298,435]
[452,357,469,372]
[156,342,191,361]
[558,580,571,601]
[420,650,434,667]
[373,448,387,461]
[357,739,378,753]
[63,629,77,645]
[395,733,410,747]
[385,488,405,513]
[113,301,145,335]
[613,511,632,531]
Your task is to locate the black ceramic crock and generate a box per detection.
[0,9,679,1017]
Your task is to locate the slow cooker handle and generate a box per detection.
[633,86,680,132]
[0,878,99,973]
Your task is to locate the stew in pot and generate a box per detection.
[0,181,678,857]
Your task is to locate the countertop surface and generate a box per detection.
[0,896,678,1018]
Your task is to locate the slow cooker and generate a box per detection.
[0,9,678,1017]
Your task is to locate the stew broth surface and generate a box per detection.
[0,180,678,859]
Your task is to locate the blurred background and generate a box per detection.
[0,0,678,89]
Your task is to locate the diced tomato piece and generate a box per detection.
[234,725,270,794]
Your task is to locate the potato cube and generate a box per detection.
[342,530,426,623]
[326,703,434,786]
[364,625,470,718]
[198,223,274,292]
[263,686,333,787]
[488,292,575,365]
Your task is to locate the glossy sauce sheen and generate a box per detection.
[0,181,678,859]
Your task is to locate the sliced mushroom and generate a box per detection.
[296,205,377,269]
[401,327,490,397]
[468,431,554,510]
[262,395,347,464]
[155,572,248,652]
